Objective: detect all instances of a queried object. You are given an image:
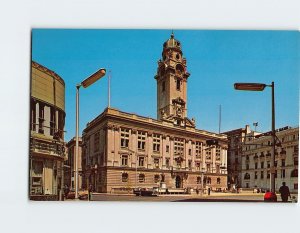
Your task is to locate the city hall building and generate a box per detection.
[29,61,66,200]
[82,33,228,193]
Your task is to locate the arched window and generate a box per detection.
[207,177,211,184]
[291,169,298,177]
[244,173,250,180]
[121,173,128,182]
[154,174,160,183]
[217,177,221,184]
[139,174,145,183]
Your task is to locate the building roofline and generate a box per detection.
[32,61,65,86]
[84,107,227,141]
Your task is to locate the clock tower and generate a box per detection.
[155,32,195,128]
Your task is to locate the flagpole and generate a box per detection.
[108,70,111,108]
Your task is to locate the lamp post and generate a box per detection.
[201,167,205,196]
[74,68,106,199]
[234,82,276,193]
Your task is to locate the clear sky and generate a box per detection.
[31,29,299,141]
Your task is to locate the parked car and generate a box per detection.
[133,187,158,196]
[66,189,75,199]
[66,189,88,200]
[78,190,89,200]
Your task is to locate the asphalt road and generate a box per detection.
[89,193,270,202]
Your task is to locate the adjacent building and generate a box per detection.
[223,125,260,189]
[29,61,66,200]
[82,33,228,193]
[241,126,298,192]
[65,137,83,191]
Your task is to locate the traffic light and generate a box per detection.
[206,139,218,146]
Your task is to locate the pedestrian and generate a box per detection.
[208,187,211,195]
[196,188,199,195]
[279,182,291,202]
[88,184,93,201]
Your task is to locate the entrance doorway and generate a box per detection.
[175,176,182,188]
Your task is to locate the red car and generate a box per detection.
[264,192,277,202]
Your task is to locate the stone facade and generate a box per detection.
[82,33,228,193]
[241,126,298,192]
[82,108,228,193]
[29,61,66,200]
[223,125,259,189]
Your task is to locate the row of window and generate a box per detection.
[30,100,64,138]
[120,155,222,172]
[121,173,222,184]
[246,158,297,170]
[244,169,298,180]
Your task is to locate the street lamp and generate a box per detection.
[74,68,106,199]
[201,167,206,196]
[234,82,276,194]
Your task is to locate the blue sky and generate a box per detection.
[31,29,299,141]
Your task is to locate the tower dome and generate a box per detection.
[163,32,181,50]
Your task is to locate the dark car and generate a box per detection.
[133,187,158,196]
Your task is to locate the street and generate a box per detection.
[87,193,284,202]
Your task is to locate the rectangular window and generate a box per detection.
[206,149,212,160]
[267,162,270,168]
[121,155,128,166]
[188,160,192,170]
[31,161,43,195]
[294,157,298,166]
[154,158,159,168]
[138,157,144,167]
[267,172,270,179]
[38,104,44,134]
[195,142,202,158]
[246,164,249,170]
[188,149,192,156]
[261,162,264,169]
[121,128,130,148]
[281,159,285,167]
[30,100,36,131]
[94,132,100,152]
[260,171,264,179]
[206,164,211,172]
[255,162,258,169]
[195,162,200,170]
[166,145,169,153]
[153,134,161,152]
[255,172,258,179]
[165,158,170,168]
[176,79,180,91]
[216,146,221,160]
[281,169,285,178]
[174,138,184,155]
[137,131,146,150]
[216,165,220,173]
[162,81,165,92]
[50,107,55,136]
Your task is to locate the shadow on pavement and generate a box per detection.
[172,198,264,202]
